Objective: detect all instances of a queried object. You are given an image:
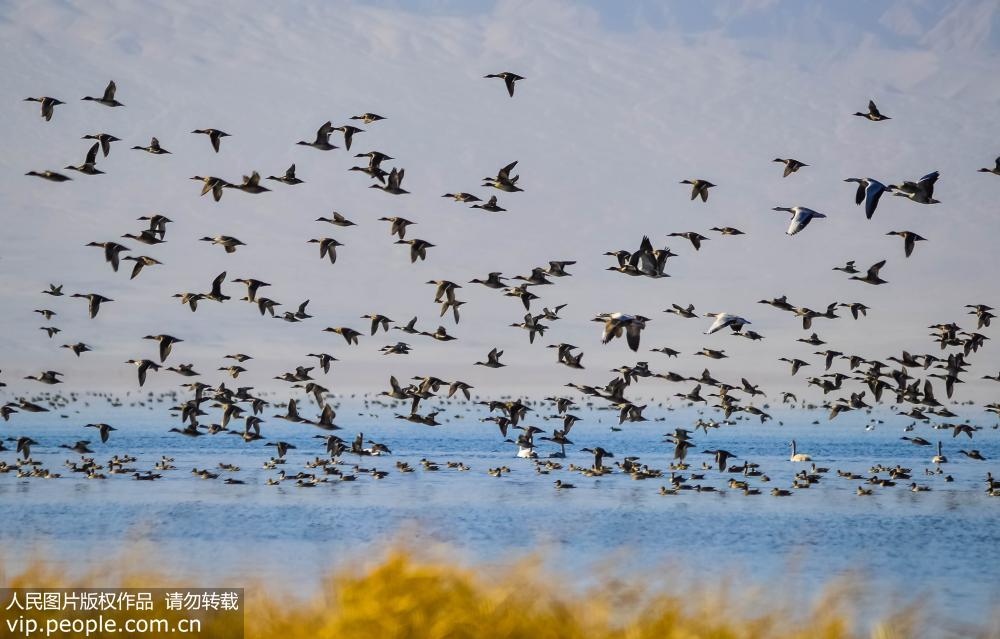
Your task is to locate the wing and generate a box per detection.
[103,80,117,101]
[85,143,99,166]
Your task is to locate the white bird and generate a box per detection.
[773,206,826,235]
[703,312,750,335]
[790,440,811,462]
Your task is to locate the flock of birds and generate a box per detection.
[6,80,1000,498]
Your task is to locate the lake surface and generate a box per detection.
[2,397,998,628]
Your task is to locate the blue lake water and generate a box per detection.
[2,396,998,629]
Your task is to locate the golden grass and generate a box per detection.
[1,545,994,639]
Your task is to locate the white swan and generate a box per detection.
[790,440,811,462]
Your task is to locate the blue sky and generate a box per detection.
[0,0,998,403]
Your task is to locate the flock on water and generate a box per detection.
[6,77,1000,498]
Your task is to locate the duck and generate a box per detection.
[82,133,121,157]
[190,175,230,201]
[26,170,71,182]
[471,195,506,212]
[680,179,715,202]
[886,231,926,258]
[24,95,65,121]
[977,156,1000,176]
[143,334,183,363]
[773,206,825,235]
[773,158,807,177]
[267,164,303,185]
[86,241,130,272]
[297,121,337,150]
[483,161,522,192]
[71,293,113,318]
[122,255,162,279]
[378,216,414,239]
[82,81,123,107]
[131,137,171,154]
[475,348,505,368]
[85,423,117,443]
[324,327,361,346]
[484,71,524,97]
[395,239,434,262]
[200,235,246,254]
[667,231,709,251]
[594,312,649,351]
[317,212,356,227]
[227,171,270,194]
[308,238,343,264]
[61,342,92,357]
[65,143,104,175]
[853,99,890,121]
[849,260,888,285]
[350,113,385,124]
[125,359,161,387]
[191,128,230,152]
[370,168,408,194]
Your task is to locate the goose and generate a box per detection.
[594,312,649,351]
[889,171,940,204]
[227,171,270,194]
[680,179,715,202]
[789,440,811,462]
[24,96,65,120]
[334,125,363,150]
[395,239,434,262]
[378,216,414,239]
[267,164,303,185]
[26,170,71,182]
[82,133,121,157]
[773,158,807,177]
[483,161,522,192]
[317,211,356,227]
[71,293,113,318]
[978,156,1000,176]
[190,175,230,201]
[126,359,160,387]
[475,348,505,368]
[484,71,524,97]
[308,237,343,264]
[849,260,888,285]
[471,195,506,212]
[86,241,130,271]
[350,113,385,124]
[297,121,337,150]
[61,342,92,357]
[854,99,890,121]
[85,423,117,443]
[131,137,171,154]
[144,334,183,362]
[65,143,104,175]
[773,206,825,235]
[200,235,245,254]
[932,441,947,465]
[82,81,123,107]
[844,178,889,219]
[370,168,408,194]
[886,231,926,258]
[703,312,750,335]
[191,128,230,152]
